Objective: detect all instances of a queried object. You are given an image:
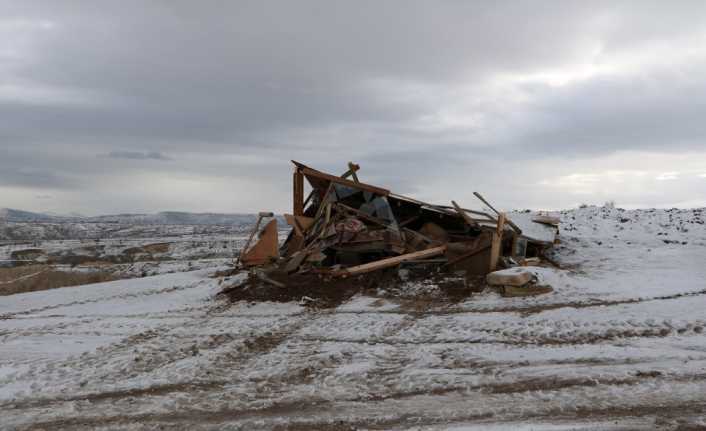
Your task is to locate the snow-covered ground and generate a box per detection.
[2,206,706,430]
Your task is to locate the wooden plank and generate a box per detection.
[235,215,263,267]
[293,170,304,216]
[451,200,480,227]
[333,245,447,278]
[292,160,389,196]
[489,212,506,272]
[241,219,280,267]
[473,192,522,234]
[532,214,560,226]
[284,214,303,237]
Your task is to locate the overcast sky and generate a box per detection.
[2,1,706,215]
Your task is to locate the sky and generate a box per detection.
[2,0,706,215]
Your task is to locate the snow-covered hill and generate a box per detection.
[0,208,264,225]
[0,210,287,241]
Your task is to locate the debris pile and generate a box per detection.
[233,161,560,297]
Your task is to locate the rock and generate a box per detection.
[486,267,533,287]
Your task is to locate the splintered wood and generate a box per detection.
[240,161,559,281]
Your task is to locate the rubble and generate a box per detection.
[233,161,560,296]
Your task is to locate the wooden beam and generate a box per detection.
[293,170,304,216]
[473,192,522,234]
[292,160,389,196]
[451,200,480,227]
[341,161,360,183]
[489,212,506,272]
[435,205,497,221]
[332,245,447,278]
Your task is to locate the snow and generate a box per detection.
[1,206,706,429]
[509,211,559,243]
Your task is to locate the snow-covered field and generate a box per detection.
[2,206,706,430]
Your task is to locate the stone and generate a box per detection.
[486,267,533,287]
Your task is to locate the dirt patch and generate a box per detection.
[220,268,485,309]
[0,265,117,296]
[142,242,170,253]
[220,269,385,308]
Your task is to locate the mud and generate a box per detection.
[220,269,386,308]
[220,268,485,309]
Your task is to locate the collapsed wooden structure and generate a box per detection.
[239,161,559,279]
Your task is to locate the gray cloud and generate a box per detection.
[2,1,706,214]
[103,151,171,161]
[0,166,76,189]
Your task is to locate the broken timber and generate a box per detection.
[332,245,447,278]
[240,161,560,282]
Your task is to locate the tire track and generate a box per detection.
[18,373,706,431]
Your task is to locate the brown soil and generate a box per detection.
[0,265,117,296]
[220,269,386,308]
[142,242,170,253]
[220,268,485,309]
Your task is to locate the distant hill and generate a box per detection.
[0,208,61,223]
[0,208,275,226]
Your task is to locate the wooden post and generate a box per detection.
[293,169,304,216]
[489,212,506,272]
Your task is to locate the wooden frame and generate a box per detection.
[293,170,304,216]
[292,161,390,196]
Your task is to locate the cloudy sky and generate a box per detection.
[2,1,706,215]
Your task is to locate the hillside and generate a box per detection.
[0,209,288,241]
[0,208,263,225]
